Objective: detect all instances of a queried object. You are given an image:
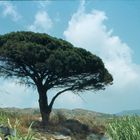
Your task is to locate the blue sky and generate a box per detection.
[0,0,140,114]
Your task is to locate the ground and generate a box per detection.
[0,108,112,140]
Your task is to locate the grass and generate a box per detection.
[0,110,38,140]
[0,109,107,140]
[3,109,140,140]
[6,120,36,140]
[106,116,140,140]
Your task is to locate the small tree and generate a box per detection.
[0,31,113,124]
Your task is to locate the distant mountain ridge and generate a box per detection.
[0,107,39,115]
[116,109,140,116]
[0,107,112,118]
[2,107,140,116]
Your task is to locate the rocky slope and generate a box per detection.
[0,108,112,140]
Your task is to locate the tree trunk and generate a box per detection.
[38,87,51,125]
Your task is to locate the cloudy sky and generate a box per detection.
[0,0,140,114]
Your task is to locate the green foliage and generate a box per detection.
[0,31,113,91]
[107,116,140,140]
[0,110,17,125]
[0,118,36,140]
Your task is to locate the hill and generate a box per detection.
[116,109,140,116]
[0,107,111,118]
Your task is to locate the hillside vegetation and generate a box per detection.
[1,108,140,140]
[0,108,110,140]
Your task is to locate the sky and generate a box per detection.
[0,0,140,114]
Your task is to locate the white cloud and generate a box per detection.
[64,1,140,113]
[0,1,21,21]
[64,2,139,87]
[27,11,53,33]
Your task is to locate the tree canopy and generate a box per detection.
[0,31,113,124]
[0,31,112,91]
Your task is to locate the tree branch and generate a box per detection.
[49,86,74,109]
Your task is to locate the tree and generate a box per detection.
[0,31,113,124]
